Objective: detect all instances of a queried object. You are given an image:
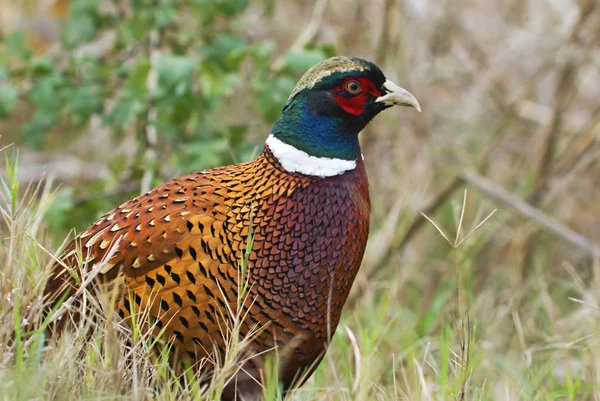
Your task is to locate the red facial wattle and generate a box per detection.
[333,77,382,116]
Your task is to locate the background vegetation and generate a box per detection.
[1,0,599,399]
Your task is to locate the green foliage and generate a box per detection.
[0,1,333,238]
[61,0,101,48]
[0,83,19,118]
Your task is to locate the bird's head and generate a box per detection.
[268,56,420,176]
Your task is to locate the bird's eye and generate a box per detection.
[345,80,362,94]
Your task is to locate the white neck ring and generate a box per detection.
[265,134,357,178]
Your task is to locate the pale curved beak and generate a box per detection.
[375,80,421,112]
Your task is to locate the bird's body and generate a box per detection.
[44,56,420,399]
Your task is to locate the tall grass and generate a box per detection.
[3,149,599,401]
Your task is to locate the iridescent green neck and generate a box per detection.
[270,92,361,161]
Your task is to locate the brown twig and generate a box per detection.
[529,106,600,203]
[532,64,577,188]
[550,107,600,176]
[459,170,600,257]
[532,0,596,189]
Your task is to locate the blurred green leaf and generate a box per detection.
[152,5,178,27]
[71,0,102,14]
[44,187,75,234]
[106,91,144,127]
[253,76,295,122]
[198,62,240,100]
[122,14,149,41]
[129,59,151,94]
[30,58,54,75]
[284,49,327,75]
[64,84,104,125]
[203,34,246,69]
[61,13,97,48]
[182,136,230,170]
[61,0,102,48]
[0,65,8,81]
[29,74,64,111]
[22,110,56,148]
[154,53,197,89]
[190,0,249,24]
[0,84,19,118]
[5,31,32,60]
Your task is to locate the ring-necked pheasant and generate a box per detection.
[44,56,420,399]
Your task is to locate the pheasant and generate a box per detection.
[44,56,420,399]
